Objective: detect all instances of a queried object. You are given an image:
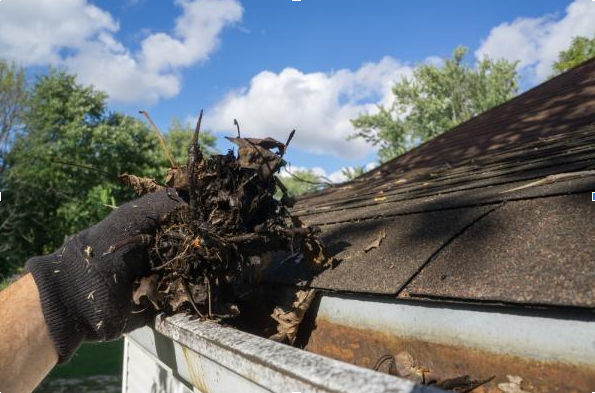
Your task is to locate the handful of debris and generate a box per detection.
[123,112,328,322]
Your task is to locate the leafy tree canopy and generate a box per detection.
[0,71,219,274]
[351,46,519,162]
[0,60,27,167]
[278,169,327,197]
[551,35,595,76]
[341,165,366,181]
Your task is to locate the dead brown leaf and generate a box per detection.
[165,166,189,190]
[391,351,428,384]
[119,173,163,195]
[132,274,163,309]
[269,289,316,344]
[374,191,387,202]
[226,137,286,179]
[168,278,190,312]
[364,229,387,252]
[375,351,493,392]
[498,375,532,393]
[301,234,330,269]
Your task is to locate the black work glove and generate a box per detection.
[26,188,183,363]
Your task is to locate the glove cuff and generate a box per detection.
[26,253,87,363]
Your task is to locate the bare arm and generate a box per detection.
[0,273,58,393]
[0,190,182,392]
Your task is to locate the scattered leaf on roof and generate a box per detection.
[269,289,316,345]
[364,229,387,252]
[374,191,387,202]
[498,375,532,393]
[500,170,595,194]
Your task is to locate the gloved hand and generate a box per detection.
[26,188,184,363]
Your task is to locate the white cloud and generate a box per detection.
[279,165,328,179]
[0,0,242,104]
[205,57,413,159]
[0,0,118,65]
[280,162,378,184]
[475,0,595,81]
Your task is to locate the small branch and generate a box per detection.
[51,159,117,178]
[283,167,335,187]
[233,118,241,138]
[139,110,177,169]
[188,110,204,221]
[284,129,296,153]
[193,110,203,146]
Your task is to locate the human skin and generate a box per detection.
[0,273,58,393]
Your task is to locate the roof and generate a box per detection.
[264,58,595,309]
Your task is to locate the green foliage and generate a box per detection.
[351,46,519,162]
[278,170,326,197]
[0,60,27,166]
[165,118,218,165]
[0,71,168,271]
[341,165,366,181]
[0,69,220,274]
[552,35,595,76]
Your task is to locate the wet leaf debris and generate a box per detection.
[374,351,494,392]
[127,113,329,321]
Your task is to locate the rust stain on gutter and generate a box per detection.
[182,346,209,393]
[305,318,595,393]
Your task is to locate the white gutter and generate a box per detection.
[123,314,443,393]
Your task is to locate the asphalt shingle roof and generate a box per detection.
[264,58,595,309]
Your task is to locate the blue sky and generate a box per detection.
[1,0,593,181]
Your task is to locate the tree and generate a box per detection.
[351,46,519,162]
[0,71,167,272]
[341,165,366,181]
[552,35,595,76]
[0,60,27,168]
[278,169,327,197]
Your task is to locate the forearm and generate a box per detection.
[0,273,58,393]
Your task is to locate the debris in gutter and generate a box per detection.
[364,229,387,252]
[432,375,494,393]
[374,351,494,392]
[374,351,427,383]
[132,275,163,310]
[121,110,329,324]
[269,289,317,344]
